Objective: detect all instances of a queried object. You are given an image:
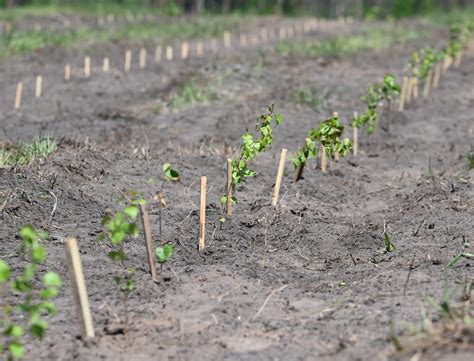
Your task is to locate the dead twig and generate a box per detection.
[251,285,288,321]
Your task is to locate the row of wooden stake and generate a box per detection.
[12,18,350,110]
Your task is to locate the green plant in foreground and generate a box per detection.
[99,197,143,331]
[220,104,283,219]
[292,114,352,171]
[1,226,62,361]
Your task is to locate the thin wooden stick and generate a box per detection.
[271,149,287,207]
[35,75,42,98]
[139,48,146,69]
[433,62,441,89]
[139,203,158,282]
[84,56,91,77]
[14,82,23,110]
[279,27,286,40]
[64,64,71,81]
[260,28,268,42]
[223,31,231,49]
[442,56,450,72]
[124,50,132,72]
[103,57,110,72]
[333,112,340,161]
[239,34,247,48]
[181,42,189,60]
[65,238,95,339]
[406,76,413,104]
[353,111,358,156]
[412,77,418,99]
[226,159,232,216]
[199,176,207,252]
[398,76,408,111]
[166,46,173,61]
[196,41,204,57]
[454,51,462,67]
[321,145,327,174]
[423,69,432,98]
[155,46,162,64]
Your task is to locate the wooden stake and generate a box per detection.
[423,69,432,98]
[196,41,204,57]
[412,77,418,99]
[332,112,340,161]
[433,62,441,89]
[166,46,173,61]
[139,48,146,69]
[103,57,110,72]
[64,64,71,81]
[223,31,231,49]
[155,46,162,64]
[454,51,461,67]
[35,75,42,98]
[226,159,232,216]
[239,34,247,48]
[287,26,294,38]
[139,203,158,282]
[398,76,408,111]
[64,238,94,339]
[353,111,358,156]
[14,82,23,110]
[279,27,286,40]
[124,50,132,72]
[321,145,327,174]
[84,56,91,78]
[211,39,218,52]
[406,76,413,104]
[180,42,189,60]
[260,28,268,42]
[199,176,207,252]
[271,149,287,207]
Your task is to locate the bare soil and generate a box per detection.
[0,18,473,361]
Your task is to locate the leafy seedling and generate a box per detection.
[292,114,352,181]
[99,198,143,333]
[220,104,283,220]
[1,226,62,361]
[383,232,396,253]
[155,163,180,245]
[155,244,173,264]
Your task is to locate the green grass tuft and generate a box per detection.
[0,136,57,168]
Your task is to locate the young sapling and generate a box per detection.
[220,104,283,220]
[292,114,352,181]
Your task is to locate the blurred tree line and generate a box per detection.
[1,0,472,18]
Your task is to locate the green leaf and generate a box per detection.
[163,163,180,181]
[110,230,125,245]
[108,250,125,262]
[384,233,396,252]
[31,244,46,263]
[40,301,57,315]
[4,324,23,338]
[9,342,24,359]
[43,272,62,287]
[29,319,48,339]
[123,206,139,220]
[40,287,59,299]
[128,223,140,237]
[20,225,37,245]
[155,244,173,264]
[0,260,10,283]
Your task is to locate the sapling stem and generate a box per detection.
[226,159,232,216]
